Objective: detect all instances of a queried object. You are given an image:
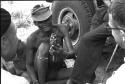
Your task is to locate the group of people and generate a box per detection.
[1,3,75,84]
[1,0,125,84]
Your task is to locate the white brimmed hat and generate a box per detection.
[31,4,52,21]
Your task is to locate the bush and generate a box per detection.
[11,10,33,28]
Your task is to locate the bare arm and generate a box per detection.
[63,33,74,54]
[59,24,75,58]
[35,43,49,84]
[26,38,38,83]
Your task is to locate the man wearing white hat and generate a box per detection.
[26,4,75,84]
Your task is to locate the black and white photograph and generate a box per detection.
[1,0,125,84]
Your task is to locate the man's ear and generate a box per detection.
[1,35,8,50]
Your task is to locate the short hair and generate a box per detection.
[110,2,125,27]
[1,8,11,37]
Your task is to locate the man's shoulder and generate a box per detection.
[27,29,41,42]
[26,29,50,48]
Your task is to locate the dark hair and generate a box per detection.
[111,2,125,27]
[1,8,11,37]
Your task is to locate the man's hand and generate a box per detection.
[59,24,69,37]
[50,45,64,58]
[112,30,125,49]
[50,45,76,60]
[108,16,125,49]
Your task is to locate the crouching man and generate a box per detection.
[26,5,75,84]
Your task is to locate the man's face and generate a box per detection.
[1,21,18,61]
[34,20,51,32]
[109,14,125,49]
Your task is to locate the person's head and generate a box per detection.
[33,16,52,32]
[1,8,18,61]
[31,4,52,32]
[108,0,125,48]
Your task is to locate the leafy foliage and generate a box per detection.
[11,10,33,28]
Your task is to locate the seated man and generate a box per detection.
[26,5,75,84]
[1,8,30,84]
[67,0,125,84]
